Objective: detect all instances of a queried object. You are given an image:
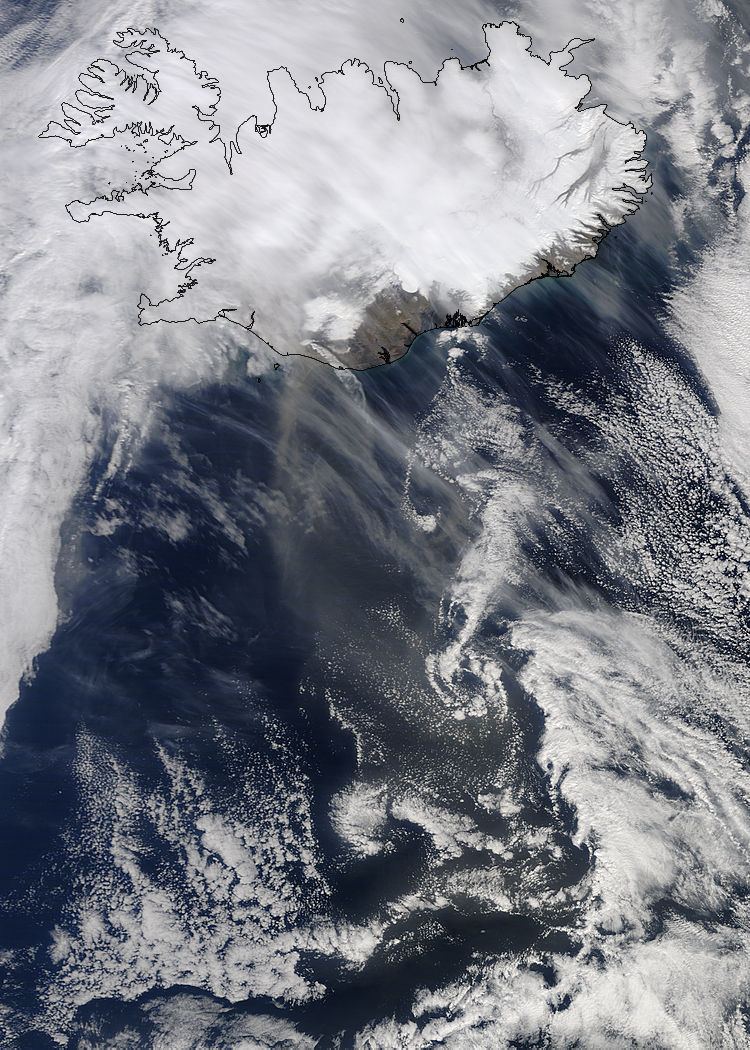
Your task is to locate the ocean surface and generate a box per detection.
[2,124,750,1048]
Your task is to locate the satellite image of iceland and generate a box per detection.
[1,0,750,1046]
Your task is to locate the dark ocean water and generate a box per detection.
[2,137,750,1048]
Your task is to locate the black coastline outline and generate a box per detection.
[39,22,650,372]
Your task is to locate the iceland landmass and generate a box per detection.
[41,23,650,369]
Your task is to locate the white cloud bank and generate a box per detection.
[43,22,650,369]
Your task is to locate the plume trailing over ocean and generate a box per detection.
[1,0,750,1046]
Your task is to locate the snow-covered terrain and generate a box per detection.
[43,23,648,369]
